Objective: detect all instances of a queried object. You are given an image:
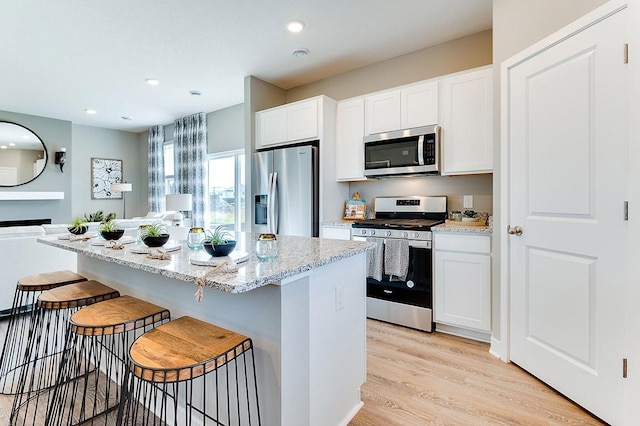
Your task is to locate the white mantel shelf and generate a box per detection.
[0,191,64,200]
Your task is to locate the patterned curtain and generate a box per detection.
[147,125,165,212]
[174,112,207,227]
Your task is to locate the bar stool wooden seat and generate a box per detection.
[45,295,171,426]
[10,280,120,426]
[0,270,87,395]
[117,316,261,426]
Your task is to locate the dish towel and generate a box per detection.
[366,237,384,282]
[384,239,410,281]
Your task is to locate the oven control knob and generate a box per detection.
[406,280,415,289]
[371,230,376,235]
[403,232,409,238]
[414,232,420,238]
[361,229,367,235]
[386,231,392,237]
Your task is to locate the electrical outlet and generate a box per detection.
[335,285,344,311]
[463,195,474,209]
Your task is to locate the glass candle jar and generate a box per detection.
[256,233,278,262]
[187,227,205,249]
[137,225,152,244]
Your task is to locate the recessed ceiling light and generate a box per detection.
[189,90,202,96]
[287,20,305,33]
[291,48,309,57]
[9,143,16,146]
[84,109,97,115]
[21,134,29,139]
[121,116,133,121]
[145,78,160,86]
[0,146,7,150]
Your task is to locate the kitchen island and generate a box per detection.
[39,233,371,426]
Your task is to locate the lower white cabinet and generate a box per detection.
[434,233,491,332]
[320,225,352,240]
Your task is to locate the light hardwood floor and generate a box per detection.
[350,319,606,426]
[0,317,606,425]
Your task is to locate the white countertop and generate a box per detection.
[39,233,372,294]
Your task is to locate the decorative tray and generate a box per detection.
[444,219,487,227]
[189,251,249,266]
[91,236,136,246]
[58,232,98,240]
[129,241,182,254]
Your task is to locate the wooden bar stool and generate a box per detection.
[117,316,261,426]
[44,295,171,425]
[9,280,120,426]
[0,270,87,395]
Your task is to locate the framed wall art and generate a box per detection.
[91,158,123,199]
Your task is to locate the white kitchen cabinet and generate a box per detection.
[320,225,352,240]
[256,98,319,149]
[365,90,400,135]
[401,81,438,130]
[335,98,367,181]
[364,81,438,135]
[439,66,493,175]
[434,232,491,333]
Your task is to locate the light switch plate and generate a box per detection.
[463,195,473,209]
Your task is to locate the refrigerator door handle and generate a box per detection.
[268,172,279,234]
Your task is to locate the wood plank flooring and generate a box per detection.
[0,316,606,425]
[350,319,606,426]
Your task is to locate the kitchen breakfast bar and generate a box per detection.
[39,234,371,426]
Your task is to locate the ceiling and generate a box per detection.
[0,0,492,133]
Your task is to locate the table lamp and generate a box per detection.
[110,182,133,219]
[166,193,193,227]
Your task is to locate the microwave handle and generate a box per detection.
[436,125,442,171]
[417,135,425,166]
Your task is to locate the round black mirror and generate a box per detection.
[0,121,48,187]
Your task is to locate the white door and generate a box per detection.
[507,5,627,425]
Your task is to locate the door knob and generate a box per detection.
[507,225,523,236]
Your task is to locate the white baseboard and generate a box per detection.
[435,323,491,343]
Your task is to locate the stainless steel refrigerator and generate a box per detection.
[252,144,319,237]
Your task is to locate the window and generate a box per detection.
[163,141,175,194]
[207,150,245,234]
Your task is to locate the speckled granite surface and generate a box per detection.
[39,233,372,294]
[432,222,493,235]
[321,221,356,228]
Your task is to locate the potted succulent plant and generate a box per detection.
[462,210,479,223]
[99,220,125,241]
[68,217,88,235]
[139,221,170,247]
[203,225,236,257]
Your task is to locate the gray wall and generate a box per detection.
[0,110,72,223]
[209,103,244,154]
[491,0,608,343]
[0,111,142,224]
[71,124,142,219]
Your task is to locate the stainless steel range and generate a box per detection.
[351,196,447,332]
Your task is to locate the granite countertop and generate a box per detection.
[321,221,356,228]
[38,233,372,294]
[432,221,493,235]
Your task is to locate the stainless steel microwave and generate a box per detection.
[363,125,440,177]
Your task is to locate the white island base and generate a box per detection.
[77,251,366,426]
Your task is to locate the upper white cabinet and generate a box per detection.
[401,82,439,130]
[439,66,493,175]
[256,98,319,149]
[364,81,438,135]
[336,98,366,181]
